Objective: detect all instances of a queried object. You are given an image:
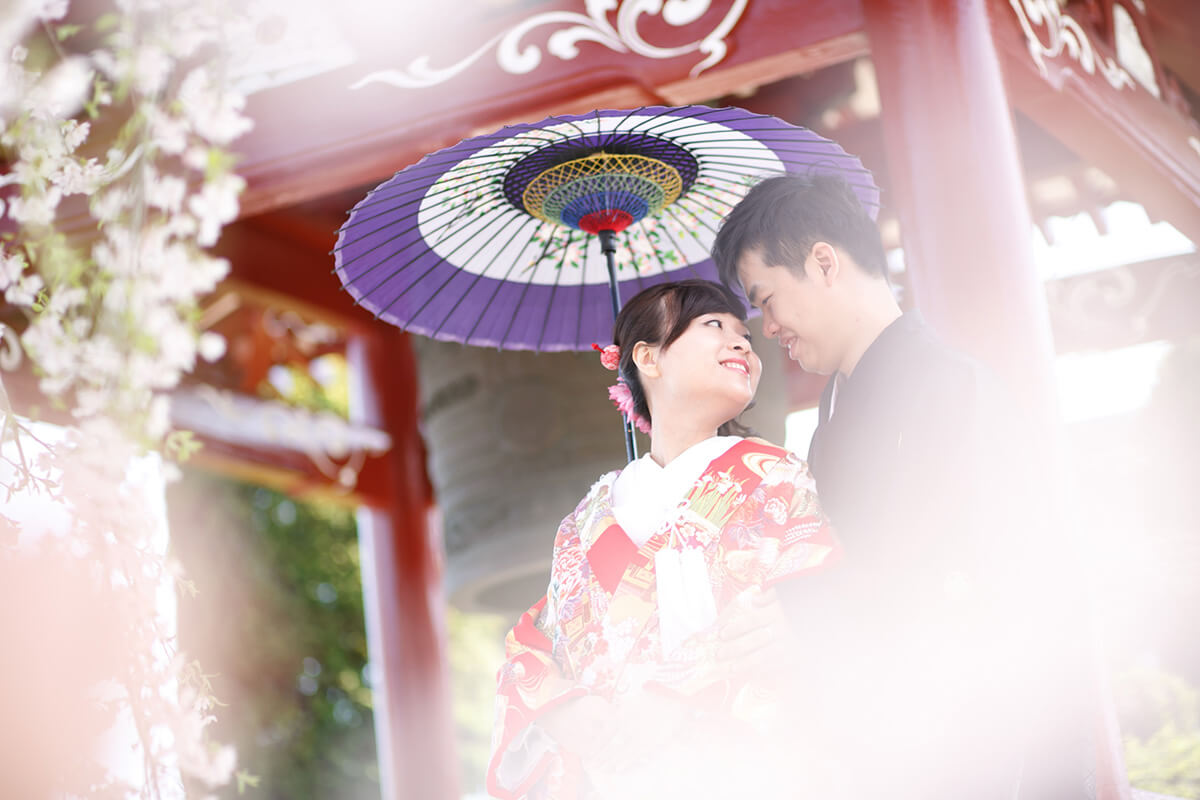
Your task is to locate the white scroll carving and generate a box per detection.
[351,0,748,90]
[171,386,392,491]
[1008,0,1136,92]
[1112,3,1159,98]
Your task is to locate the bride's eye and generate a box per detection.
[704,318,722,328]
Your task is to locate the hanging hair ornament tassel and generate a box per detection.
[593,344,651,434]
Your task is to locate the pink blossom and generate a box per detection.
[607,379,651,434]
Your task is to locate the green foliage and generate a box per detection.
[1118,666,1200,799]
[1126,725,1200,799]
[172,479,377,800]
[265,354,350,418]
[165,430,203,463]
[448,607,509,793]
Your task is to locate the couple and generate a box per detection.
[488,175,1071,799]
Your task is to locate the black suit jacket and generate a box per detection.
[779,312,1083,799]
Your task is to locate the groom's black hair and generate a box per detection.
[711,173,888,289]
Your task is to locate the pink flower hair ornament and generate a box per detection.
[593,343,651,434]
[591,343,620,371]
[608,378,652,435]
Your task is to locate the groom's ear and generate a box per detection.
[632,341,660,379]
[811,241,840,285]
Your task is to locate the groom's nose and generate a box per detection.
[761,314,781,339]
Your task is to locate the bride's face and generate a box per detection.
[652,312,761,419]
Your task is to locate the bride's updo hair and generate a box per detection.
[611,279,751,431]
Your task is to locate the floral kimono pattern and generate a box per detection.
[487,438,839,799]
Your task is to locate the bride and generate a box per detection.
[487,279,840,800]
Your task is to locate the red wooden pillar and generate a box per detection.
[862,0,1057,421]
[347,327,458,800]
[862,2,1129,798]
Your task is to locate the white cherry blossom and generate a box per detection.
[189,173,246,246]
[0,2,251,796]
[178,66,254,145]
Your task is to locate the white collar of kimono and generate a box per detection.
[610,435,743,548]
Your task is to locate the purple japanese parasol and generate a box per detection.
[333,105,879,459]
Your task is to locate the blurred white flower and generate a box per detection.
[133,44,172,95]
[92,185,133,223]
[143,104,189,155]
[53,158,105,195]
[182,145,209,172]
[61,119,89,150]
[8,188,62,227]
[197,331,226,362]
[145,172,187,213]
[6,272,43,306]
[80,335,124,383]
[188,174,244,246]
[146,394,171,439]
[178,67,253,146]
[0,251,26,290]
[2,4,247,797]
[38,0,69,21]
[46,286,86,316]
[73,385,113,419]
[28,56,93,118]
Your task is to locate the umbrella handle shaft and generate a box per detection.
[598,229,638,463]
[599,228,621,322]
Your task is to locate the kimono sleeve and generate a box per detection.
[755,454,840,587]
[486,508,591,800]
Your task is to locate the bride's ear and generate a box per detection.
[632,341,660,379]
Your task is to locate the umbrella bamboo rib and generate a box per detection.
[530,229,577,351]
[574,230,589,350]
[619,105,735,139]
[345,158,513,205]
[477,222,560,347]
[425,215,544,340]
[671,196,725,237]
[333,195,507,275]
[365,205,530,321]
[335,167,513,236]
[662,203,716,252]
[650,216,707,284]
[697,166,881,207]
[350,200,515,300]
[697,158,875,179]
[624,223,651,296]
[687,143,867,158]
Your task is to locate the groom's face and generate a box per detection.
[736,246,839,375]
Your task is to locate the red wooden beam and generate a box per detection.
[215,213,371,331]
[233,0,868,216]
[989,0,1200,245]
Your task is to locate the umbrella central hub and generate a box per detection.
[578,209,634,234]
[522,152,683,232]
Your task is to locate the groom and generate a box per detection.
[710,174,1088,799]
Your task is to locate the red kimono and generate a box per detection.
[488,438,839,799]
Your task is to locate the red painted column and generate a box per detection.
[862,2,1129,799]
[863,0,1057,420]
[347,326,458,800]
